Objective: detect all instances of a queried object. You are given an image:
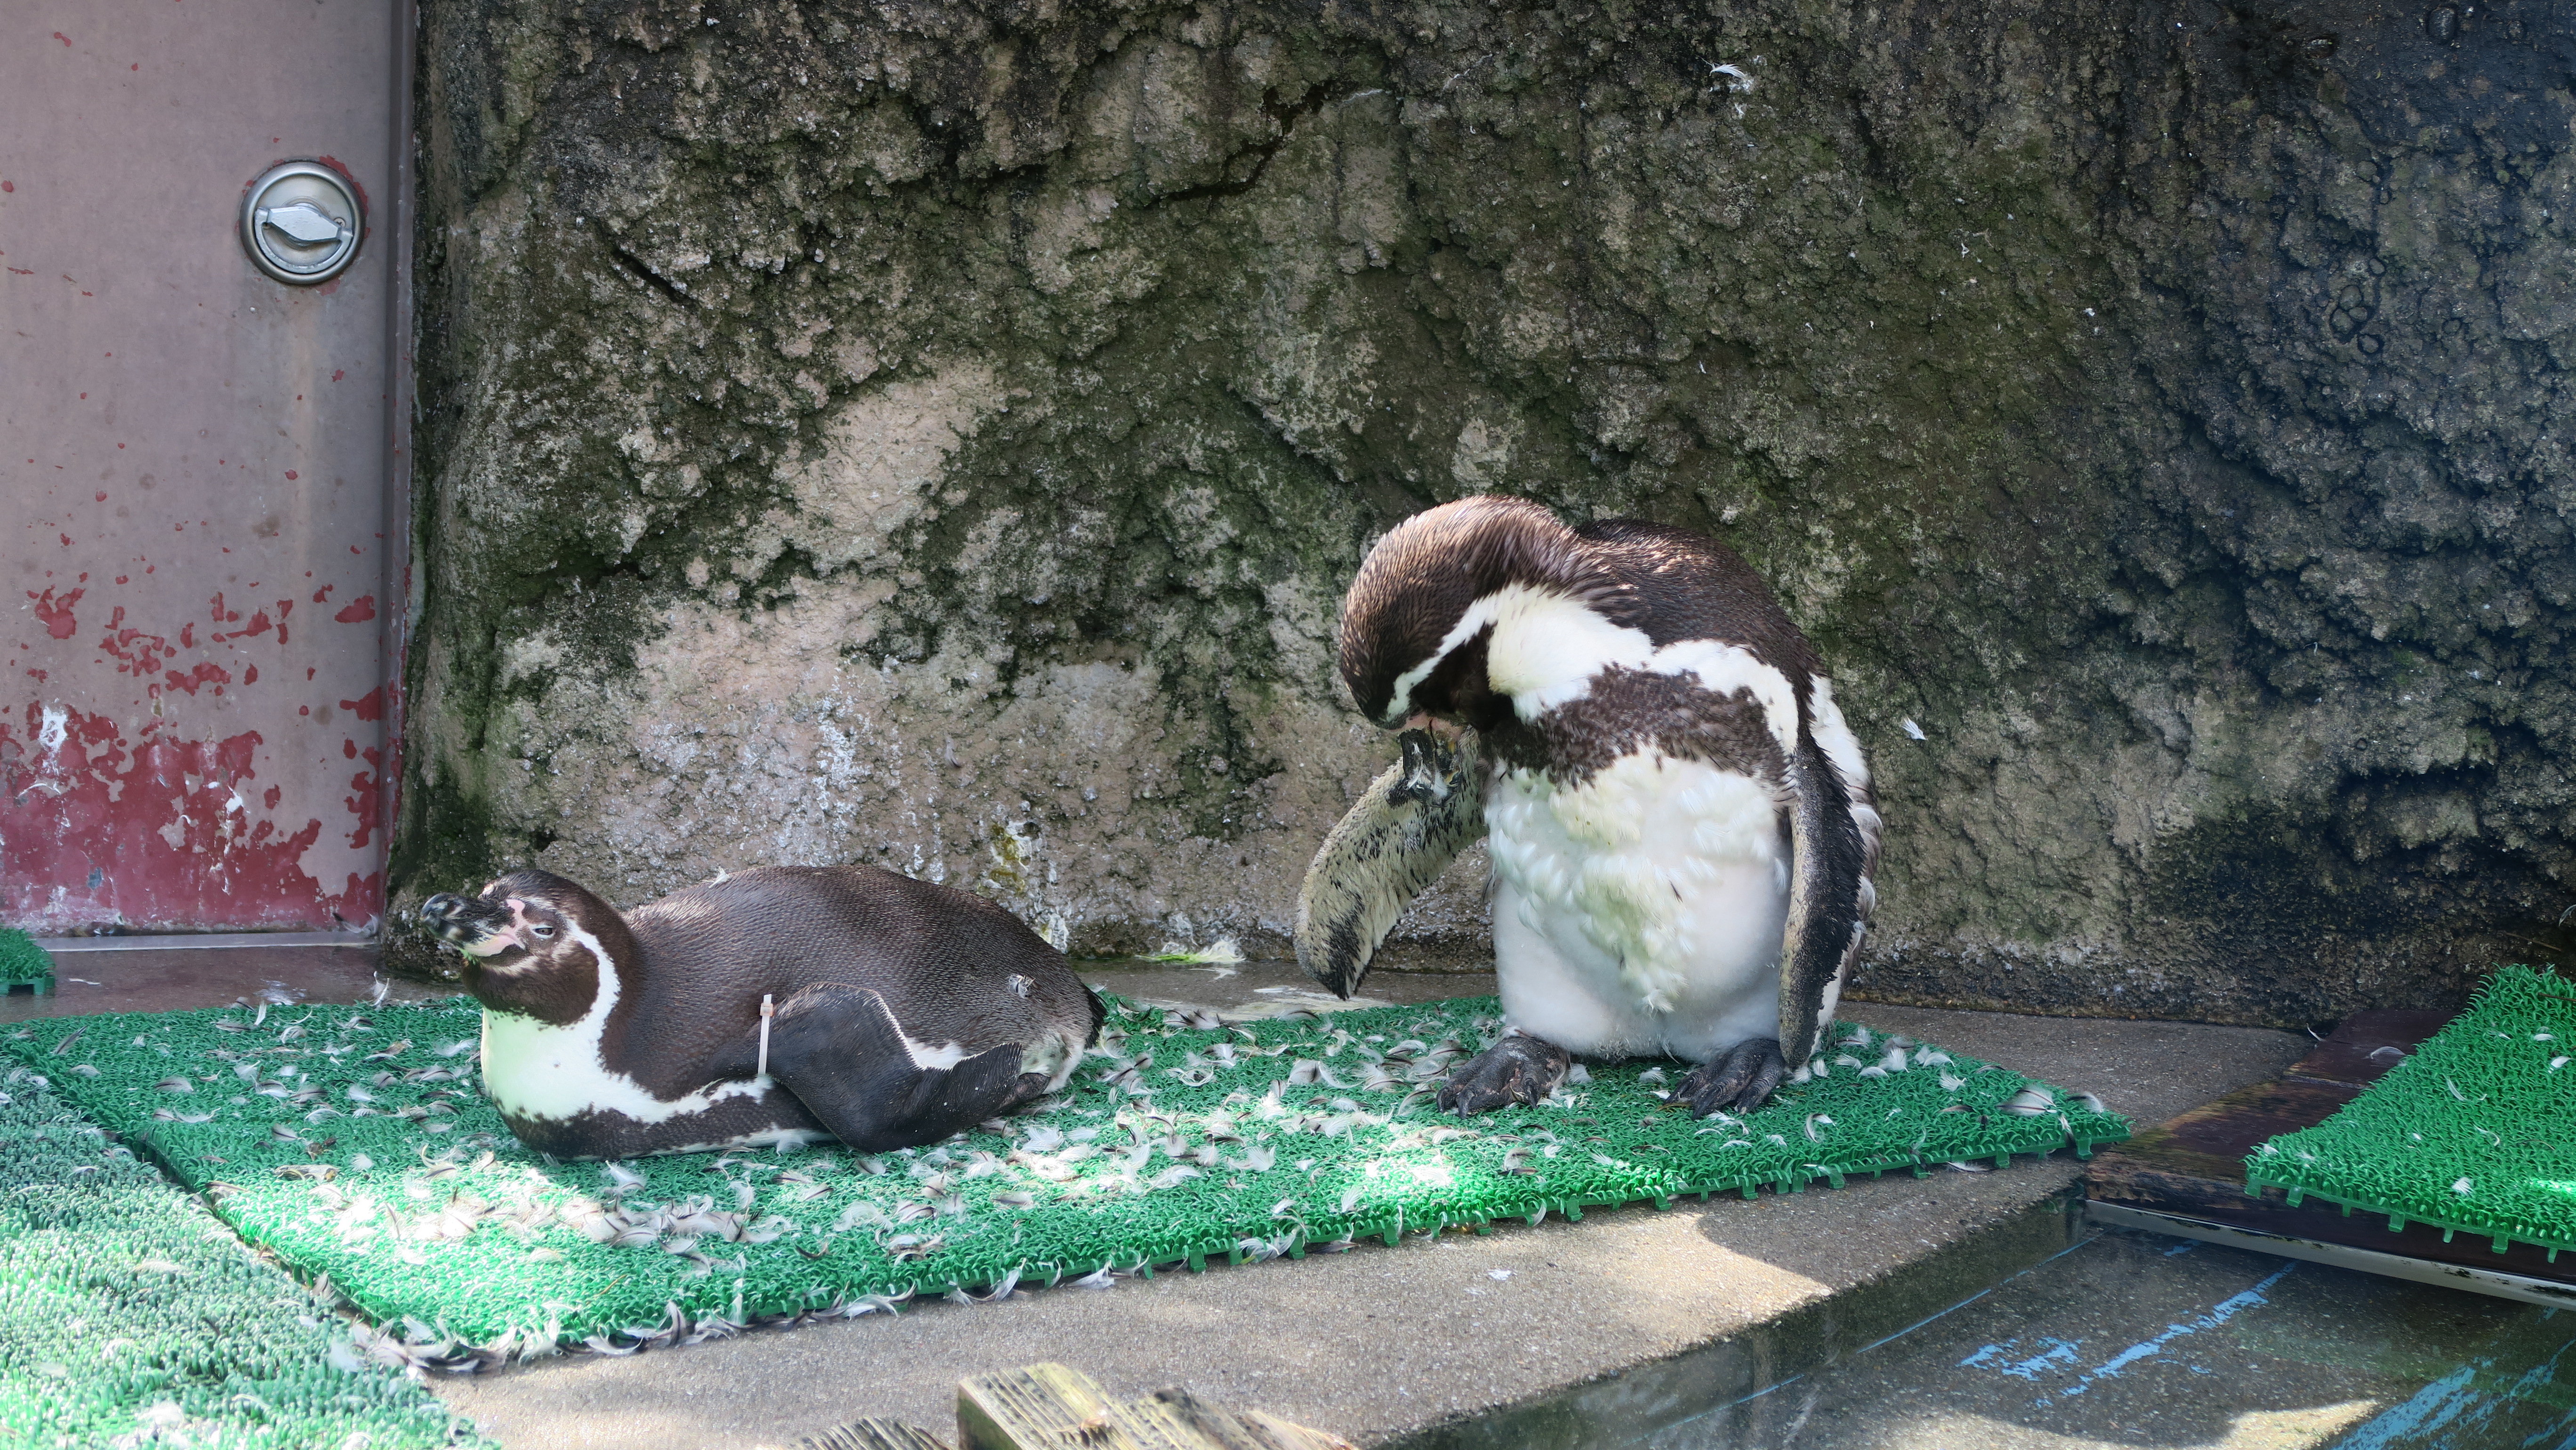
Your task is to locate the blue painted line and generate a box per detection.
[1725,1371,1805,1407]
[1660,1233,2105,1437]
[1852,1232,2099,1358]
[2000,1338,2082,1381]
[2328,1365,2481,1450]
[2053,1263,2298,1398]
[1959,1342,2012,1369]
[2318,1312,2576,1450]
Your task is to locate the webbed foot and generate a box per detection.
[1436,1033,1573,1115]
[1679,1037,1787,1116]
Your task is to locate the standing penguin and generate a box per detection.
[1295,495,1881,1116]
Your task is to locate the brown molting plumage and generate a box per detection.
[1337,495,1637,726]
[1302,494,1881,1120]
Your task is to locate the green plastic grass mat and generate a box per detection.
[4,994,2127,1360]
[2246,964,2576,1258]
[0,927,51,988]
[0,1068,480,1448]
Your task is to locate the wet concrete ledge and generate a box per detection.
[3,949,2306,1448]
[1386,1194,2092,1450]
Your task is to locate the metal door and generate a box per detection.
[2,2,411,934]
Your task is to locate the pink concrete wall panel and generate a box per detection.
[1,2,407,932]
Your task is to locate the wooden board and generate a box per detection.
[793,1421,953,1450]
[2085,1009,2576,1287]
[956,1364,1356,1450]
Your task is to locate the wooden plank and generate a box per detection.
[1121,1392,1265,1450]
[2088,1008,2455,1192]
[955,1365,1360,1450]
[2279,1008,2455,1088]
[2100,1188,2576,1281]
[1140,1388,1360,1450]
[2088,1078,2365,1190]
[958,1363,1138,1450]
[792,1419,953,1450]
[2084,1007,2575,1290]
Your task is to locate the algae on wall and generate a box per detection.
[402,0,2576,1026]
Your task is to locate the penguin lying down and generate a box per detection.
[421,866,1103,1160]
[1297,495,1883,1119]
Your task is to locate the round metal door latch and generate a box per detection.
[240,161,363,285]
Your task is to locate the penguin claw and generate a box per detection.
[1435,1034,1573,1115]
[1680,1039,1787,1116]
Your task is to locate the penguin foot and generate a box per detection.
[1679,1038,1787,1116]
[1436,1033,1573,1115]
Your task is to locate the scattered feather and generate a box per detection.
[2001,1087,2055,1116]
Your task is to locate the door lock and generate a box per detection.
[241,161,363,285]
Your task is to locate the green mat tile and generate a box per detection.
[0,1067,481,1447]
[0,927,51,990]
[4,994,2126,1357]
[2246,965,2576,1257]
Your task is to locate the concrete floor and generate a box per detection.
[20,947,2566,1450]
[0,939,449,1023]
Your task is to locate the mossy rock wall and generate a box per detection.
[403,0,2576,1026]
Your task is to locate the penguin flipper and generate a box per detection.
[767,983,1036,1152]
[1294,728,1487,999]
[1776,740,1877,1071]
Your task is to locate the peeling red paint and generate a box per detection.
[340,686,385,722]
[333,595,376,624]
[97,606,175,677]
[1,705,370,932]
[344,766,379,848]
[163,661,231,695]
[28,587,82,639]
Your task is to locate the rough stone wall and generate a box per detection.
[400,0,2576,1026]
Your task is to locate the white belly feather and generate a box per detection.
[478,919,816,1148]
[1487,752,1789,1061]
[481,1008,820,1146]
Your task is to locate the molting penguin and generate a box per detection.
[420,865,1103,1159]
[1296,495,1882,1116]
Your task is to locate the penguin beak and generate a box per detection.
[419,892,523,958]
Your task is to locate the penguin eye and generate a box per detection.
[530,924,556,939]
